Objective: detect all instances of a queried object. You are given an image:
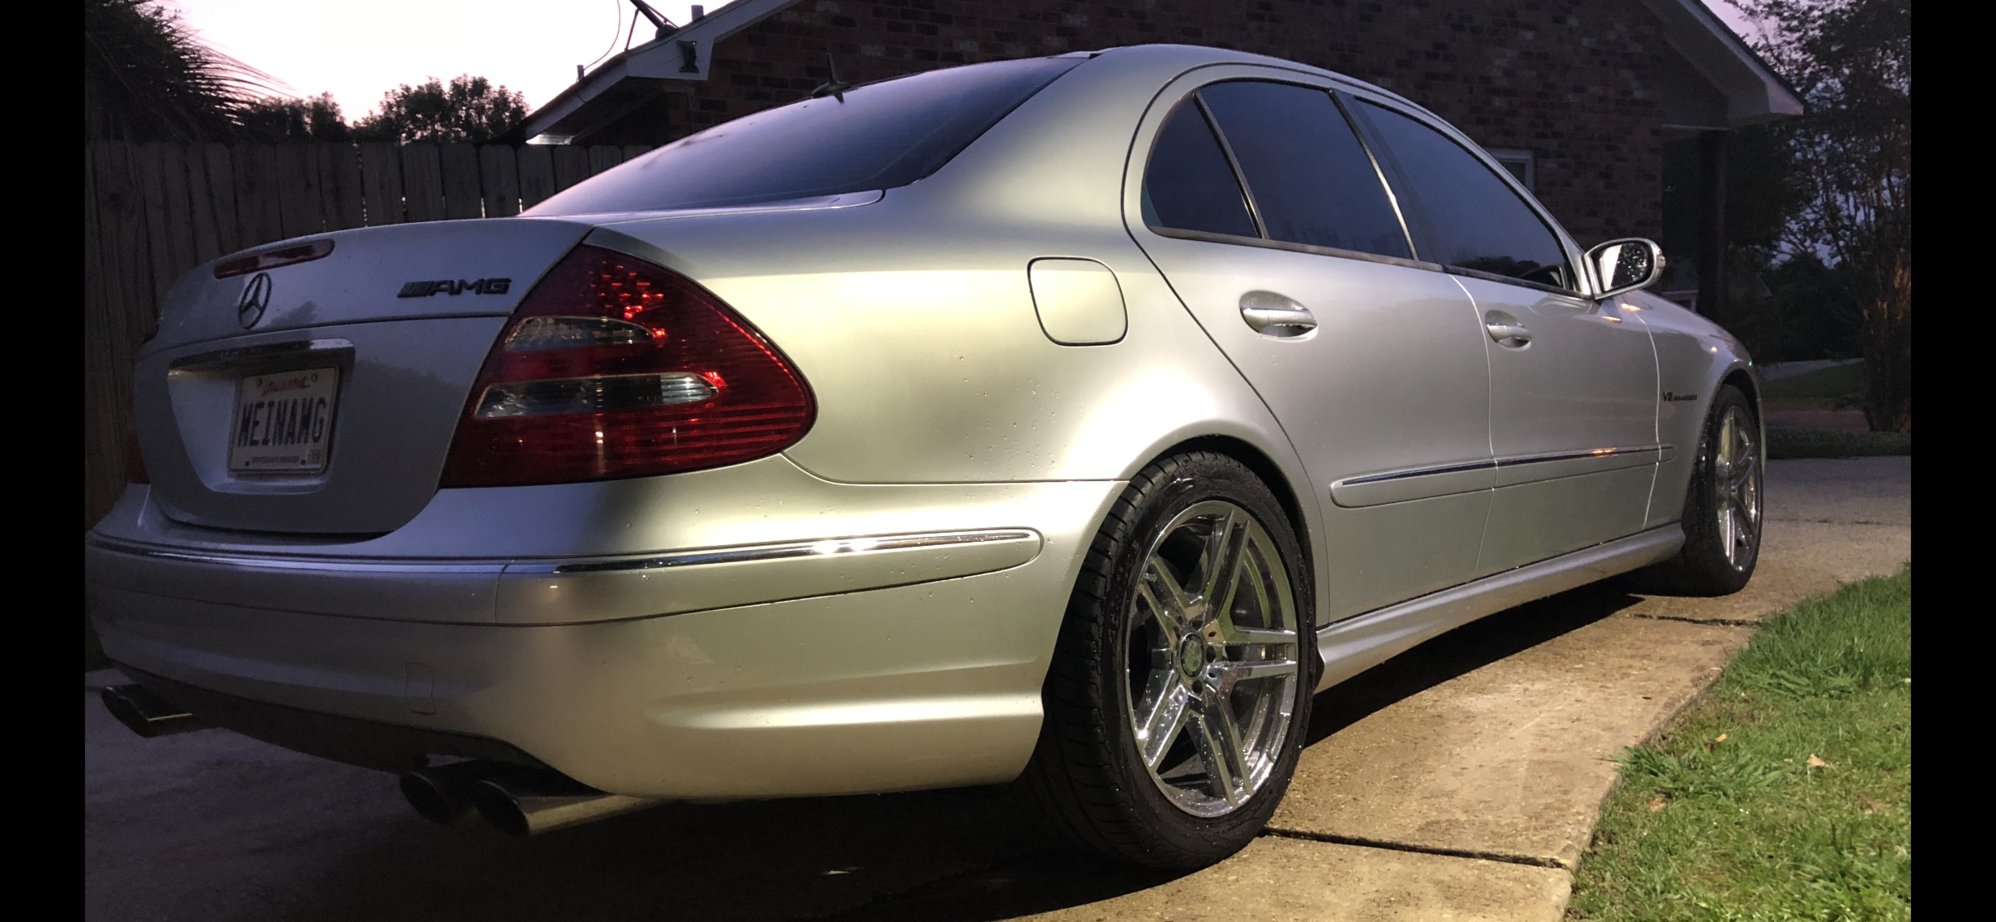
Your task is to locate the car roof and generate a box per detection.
[1080,43,1440,123]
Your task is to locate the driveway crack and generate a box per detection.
[1259,827,1570,869]
[1628,613,1761,627]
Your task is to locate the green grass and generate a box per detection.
[1762,362,1867,403]
[1568,568,1912,922]
[1767,429,1911,460]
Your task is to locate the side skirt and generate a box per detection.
[1313,525,1685,692]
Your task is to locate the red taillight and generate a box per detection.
[439,245,814,487]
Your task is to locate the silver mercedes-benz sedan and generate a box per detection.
[86,44,1763,867]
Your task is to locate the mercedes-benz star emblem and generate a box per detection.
[237,272,273,329]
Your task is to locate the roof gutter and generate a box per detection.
[1637,0,1806,126]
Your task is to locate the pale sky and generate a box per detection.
[166,0,709,117]
[165,1,1766,120]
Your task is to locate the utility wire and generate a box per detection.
[584,0,627,71]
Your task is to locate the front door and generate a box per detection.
[1349,98,1660,571]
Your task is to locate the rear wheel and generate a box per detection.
[1015,452,1314,867]
[1646,384,1763,595]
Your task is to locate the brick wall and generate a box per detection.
[615,0,1674,246]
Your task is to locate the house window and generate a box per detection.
[1488,149,1535,192]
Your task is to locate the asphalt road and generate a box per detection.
[84,457,1912,922]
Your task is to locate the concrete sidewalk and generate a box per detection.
[84,458,1911,922]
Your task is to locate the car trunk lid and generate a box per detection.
[134,218,595,535]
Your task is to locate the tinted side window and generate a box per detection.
[1199,82,1410,259]
[528,57,1079,214]
[1356,101,1573,289]
[1141,100,1258,239]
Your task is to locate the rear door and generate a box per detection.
[1348,98,1660,571]
[1129,74,1496,619]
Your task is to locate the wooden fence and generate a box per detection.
[83,141,653,529]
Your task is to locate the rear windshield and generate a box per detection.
[526,56,1083,215]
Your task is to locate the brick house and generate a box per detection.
[525,0,1799,315]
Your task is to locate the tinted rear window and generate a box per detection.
[1141,99,1258,238]
[1355,101,1573,289]
[528,57,1082,214]
[1198,82,1410,259]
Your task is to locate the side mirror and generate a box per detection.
[1586,238,1665,300]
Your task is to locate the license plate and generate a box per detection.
[229,367,340,473]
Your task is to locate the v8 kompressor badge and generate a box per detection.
[397,278,512,298]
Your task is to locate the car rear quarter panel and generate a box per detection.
[585,50,1311,496]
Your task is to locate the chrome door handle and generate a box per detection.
[1484,310,1532,348]
[1240,291,1317,337]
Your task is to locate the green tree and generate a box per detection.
[352,75,526,144]
[84,0,270,142]
[238,93,351,142]
[1738,0,1911,432]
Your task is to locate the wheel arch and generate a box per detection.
[1136,433,1316,600]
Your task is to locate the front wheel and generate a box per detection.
[1645,384,1764,595]
[1014,452,1314,867]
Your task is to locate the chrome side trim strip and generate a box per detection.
[1312,525,1684,692]
[84,528,1042,577]
[1336,458,1496,487]
[1329,444,1673,507]
[1494,444,1672,468]
[539,529,1042,575]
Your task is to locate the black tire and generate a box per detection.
[1013,452,1315,868]
[1643,384,1764,595]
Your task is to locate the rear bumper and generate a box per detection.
[85,477,1121,798]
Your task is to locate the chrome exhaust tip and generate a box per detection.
[100,684,210,739]
[398,761,508,825]
[469,770,661,836]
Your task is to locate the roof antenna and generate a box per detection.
[626,0,677,40]
[809,52,852,102]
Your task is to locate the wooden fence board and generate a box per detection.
[132,144,180,305]
[275,144,323,240]
[359,142,404,225]
[622,145,652,164]
[587,145,623,176]
[83,146,122,526]
[157,144,200,292]
[401,143,445,223]
[551,146,591,192]
[183,145,223,263]
[86,144,154,526]
[323,144,366,231]
[236,144,285,249]
[518,145,556,209]
[440,144,483,219]
[480,145,521,217]
[201,143,241,255]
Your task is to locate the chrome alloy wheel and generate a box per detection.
[1714,405,1763,570]
[1124,501,1301,817]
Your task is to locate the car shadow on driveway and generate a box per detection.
[91,582,1644,922]
[1305,579,1646,747]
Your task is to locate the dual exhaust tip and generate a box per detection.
[398,762,659,836]
[101,683,656,836]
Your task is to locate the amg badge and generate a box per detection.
[397,278,512,298]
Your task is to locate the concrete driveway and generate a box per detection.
[84,458,1911,922]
